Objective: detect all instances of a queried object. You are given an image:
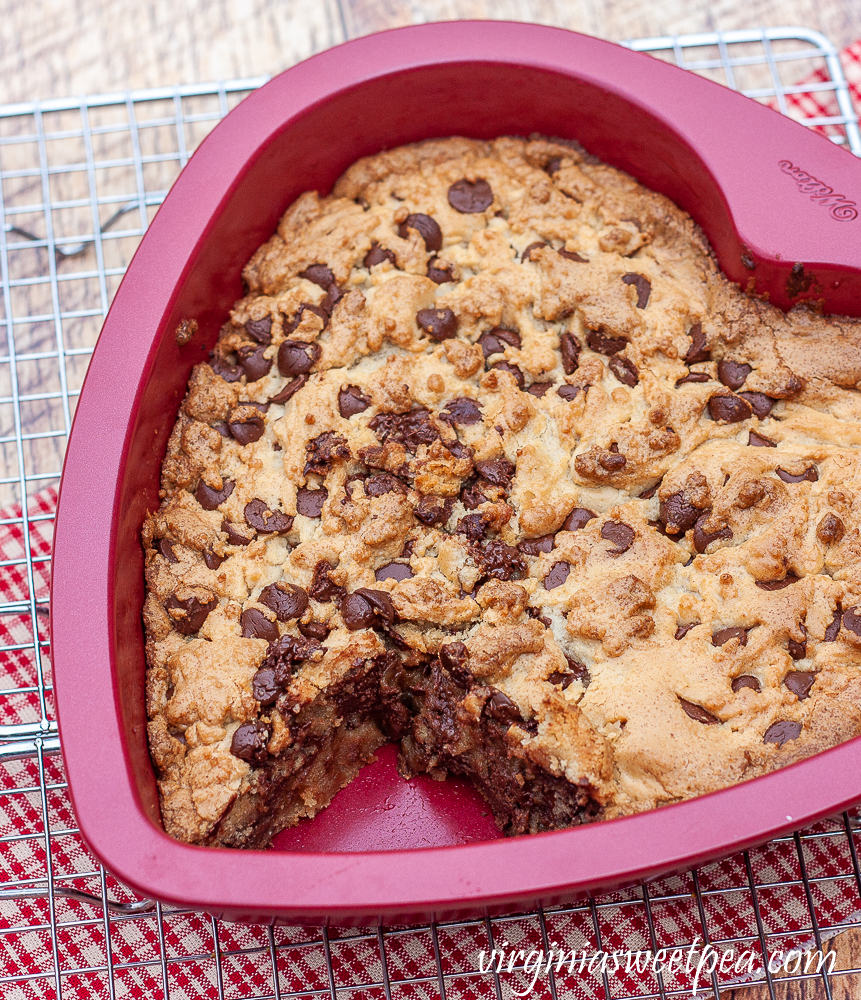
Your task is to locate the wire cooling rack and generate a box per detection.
[1,25,861,1000]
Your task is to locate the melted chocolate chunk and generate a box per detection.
[322,283,344,315]
[244,499,294,534]
[755,574,800,591]
[490,361,525,388]
[788,635,807,660]
[259,582,309,621]
[269,374,308,404]
[824,608,842,642]
[708,393,752,423]
[427,257,453,284]
[222,520,252,546]
[676,372,711,386]
[341,588,396,630]
[448,178,493,213]
[304,431,350,476]
[784,671,816,700]
[475,458,515,489]
[587,330,627,356]
[843,607,861,636]
[415,495,455,526]
[237,345,272,382]
[364,244,397,268]
[601,521,634,555]
[296,487,327,518]
[712,626,748,647]
[478,327,521,358]
[558,249,587,262]
[240,608,279,642]
[245,317,272,344]
[370,409,439,451]
[763,720,802,747]
[251,667,280,706]
[485,688,522,725]
[527,381,552,398]
[717,359,752,390]
[210,357,242,382]
[375,562,414,582]
[263,634,324,685]
[337,385,371,418]
[518,534,555,556]
[544,561,570,590]
[398,213,442,252]
[732,675,761,694]
[300,263,335,288]
[521,241,547,262]
[748,431,776,448]
[556,385,581,401]
[622,272,651,308]
[230,721,270,764]
[157,538,178,563]
[364,473,407,498]
[229,412,265,446]
[440,641,471,686]
[456,513,489,542]
[212,420,232,437]
[776,466,818,484]
[684,323,710,364]
[679,698,720,725]
[562,507,596,532]
[738,392,774,417]
[609,354,638,387]
[203,549,223,571]
[441,396,482,425]
[278,340,320,377]
[298,620,331,641]
[472,540,526,582]
[195,478,235,511]
[559,332,581,375]
[284,303,328,335]
[692,515,733,554]
[675,623,699,640]
[659,492,700,535]
[165,592,216,635]
[417,307,458,342]
[817,512,845,544]
[309,561,345,603]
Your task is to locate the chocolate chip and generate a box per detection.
[763,720,802,747]
[341,588,396,630]
[252,667,280,706]
[309,561,344,603]
[622,273,651,309]
[417,308,458,342]
[732,675,761,694]
[717,359,752,390]
[475,458,515,489]
[448,178,493,213]
[587,330,627,356]
[471,540,526,581]
[609,354,638,387]
[334,385,371,420]
[675,623,698,640]
[527,382,552,398]
[195,478,235,510]
[558,249,587,263]
[562,508,596,532]
[230,721,269,764]
[427,257,453,284]
[321,283,343,315]
[440,641,471,686]
[210,357,242,382]
[558,332,581,375]
[748,431,776,448]
[278,340,320,377]
[263,634,324,684]
[784,671,816,700]
[692,515,733,554]
[212,420,232,436]
[817,513,845,545]
[375,562,414,582]
[485,689,522,725]
[237,345,272,382]
[684,324,710,364]
[788,636,807,660]
[165,592,216,635]
[269,374,309,404]
[490,361,525,388]
[676,372,711,386]
[708,393,752,423]
[365,474,409,498]
[601,521,634,555]
[300,263,335,288]
[755,574,799,591]
[776,466,818,484]
[370,409,439,451]
[296,487,327,518]
[456,513,489,542]
[440,397,482,425]
[399,213,442,252]
[545,157,562,174]
[639,482,661,500]
[222,520,253,546]
[519,534,555,556]
[478,327,521,358]
[259,582,309,621]
[415,495,454,526]
[679,698,720,725]
[157,538,178,563]
[522,242,547,262]
[245,317,272,344]
[544,561,570,590]
[304,431,350,476]
[364,244,397,268]
[737,392,774,418]
[712,626,748,647]
[549,655,590,689]
[229,413,265,445]
[240,608,279,642]
[824,608,842,641]
[460,479,493,510]
[844,607,861,636]
[244,499,294,534]
[659,492,700,535]
[298,620,331,641]
[284,303,328,335]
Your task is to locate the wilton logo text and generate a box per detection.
[779,160,858,220]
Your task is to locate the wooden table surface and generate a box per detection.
[4,2,861,997]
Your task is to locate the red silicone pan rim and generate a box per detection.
[51,21,861,924]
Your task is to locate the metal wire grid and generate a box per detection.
[0,26,859,1000]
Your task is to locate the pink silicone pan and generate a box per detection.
[51,21,861,925]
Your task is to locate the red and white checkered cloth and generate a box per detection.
[4,43,861,999]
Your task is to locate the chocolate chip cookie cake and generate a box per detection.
[142,134,861,848]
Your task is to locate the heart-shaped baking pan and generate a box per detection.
[51,20,861,925]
